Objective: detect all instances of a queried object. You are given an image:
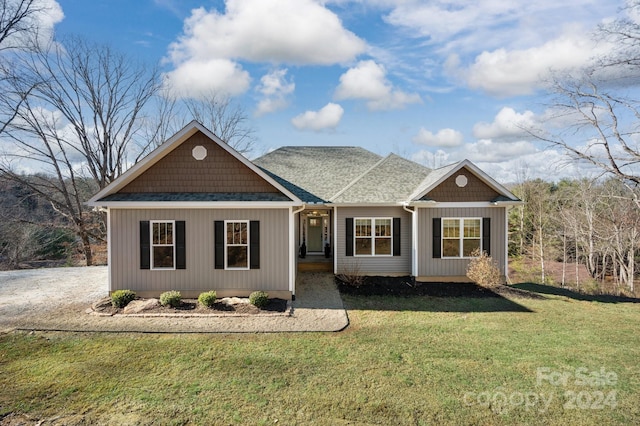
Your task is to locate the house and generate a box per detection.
[88,121,522,299]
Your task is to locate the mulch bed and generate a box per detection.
[336,275,544,299]
[92,298,288,316]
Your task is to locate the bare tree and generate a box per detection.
[534,2,640,207]
[0,36,161,265]
[138,91,257,160]
[0,0,48,51]
[0,0,56,136]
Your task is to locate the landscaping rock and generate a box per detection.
[220,297,249,306]
[124,299,160,314]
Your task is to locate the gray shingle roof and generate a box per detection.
[330,154,432,203]
[253,147,382,202]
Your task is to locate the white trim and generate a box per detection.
[87,120,302,206]
[410,159,520,202]
[441,217,482,259]
[93,201,299,209]
[505,207,510,281]
[150,220,176,270]
[224,220,250,270]
[353,217,393,257]
[402,204,418,277]
[412,202,506,208]
[106,208,112,292]
[333,206,338,274]
[290,205,305,296]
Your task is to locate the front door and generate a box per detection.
[307,216,323,252]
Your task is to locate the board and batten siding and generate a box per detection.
[417,207,506,280]
[336,206,412,275]
[110,208,290,298]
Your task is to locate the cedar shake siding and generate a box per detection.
[109,208,291,299]
[422,166,501,202]
[416,207,507,282]
[118,131,282,194]
[336,206,412,276]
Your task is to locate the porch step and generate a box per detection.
[298,262,333,272]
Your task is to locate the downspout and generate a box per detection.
[290,204,306,300]
[402,203,417,277]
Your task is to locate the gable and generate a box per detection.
[118,131,281,195]
[421,166,501,202]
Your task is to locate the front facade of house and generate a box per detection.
[89,121,521,299]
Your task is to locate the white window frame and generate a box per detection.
[225,220,250,270]
[442,217,482,259]
[150,220,176,270]
[354,217,393,257]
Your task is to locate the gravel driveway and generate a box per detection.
[0,267,348,333]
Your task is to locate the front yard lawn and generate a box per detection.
[1,289,638,425]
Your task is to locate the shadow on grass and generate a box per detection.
[512,282,640,304]
[339,281,534,313]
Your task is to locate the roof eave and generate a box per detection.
[89,201,302,209]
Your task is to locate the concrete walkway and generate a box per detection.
[0,268,349,333]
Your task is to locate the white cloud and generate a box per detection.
[452,139,538,163]
[412,128,463,147]
[334,60,421,110]
[163,58,251,98]
[0,0,64,49]
[167,0,366,66]
[454,29,611,96]
[291,103,344,131]
[473,107,536,140]
[255,68,295,116]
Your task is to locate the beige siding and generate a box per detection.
[417,207,506,279]
[336,206,412,275]
[110,208,290,297]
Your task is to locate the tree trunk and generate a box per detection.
[80,231,93,266]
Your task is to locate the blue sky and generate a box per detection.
[46,0,625,182]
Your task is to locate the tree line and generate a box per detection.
[0,0,256,267]
[510,178,639,295]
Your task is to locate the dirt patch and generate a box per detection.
[91,297,289,316]
[336,275,545,299]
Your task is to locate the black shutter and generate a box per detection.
[345,217,353,256]
[140,221,150,269]
[432,218,441,259]
[214,221,224,269]
[176,221,186,269]
[250,220,260,269]
[482,217,491,256]
[393,217,401,256]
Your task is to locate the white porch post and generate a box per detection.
[289,206,295,297]
[333,206,338,274]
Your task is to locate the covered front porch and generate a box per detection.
[296,208,334,273]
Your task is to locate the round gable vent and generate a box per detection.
[455,174,468,188]
[192,145,207,160]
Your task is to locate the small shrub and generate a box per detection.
[198,290,217,308]
[466,249,502,288]
[249,291,269,309]
[336,261,364,287]
[160,290,182,307]
[111,289,136,308]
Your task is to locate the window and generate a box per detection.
[442,218,481,258]
[226,220,249,269]
[151,220,175,269]
[354,218,392,256]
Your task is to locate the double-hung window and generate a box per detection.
[226,220,249,269]
[151,220,175,269]
[354,218,392,256]
[442,218,481,258]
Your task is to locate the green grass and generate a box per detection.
[1,291,639,425]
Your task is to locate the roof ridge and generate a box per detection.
[328,154,391,202]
